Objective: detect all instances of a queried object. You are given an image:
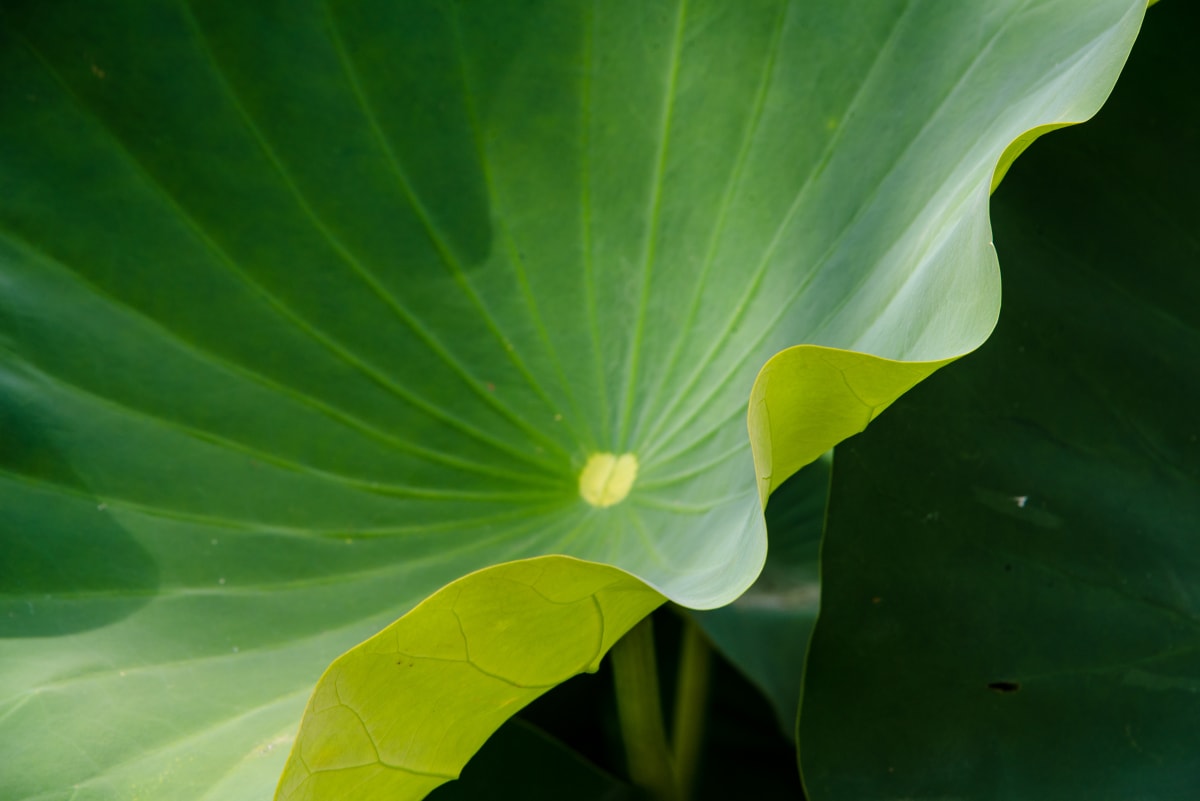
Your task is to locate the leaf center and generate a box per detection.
[579,453,639,507]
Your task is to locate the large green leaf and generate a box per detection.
[0,1,1144,799]
[799,3,1200,797]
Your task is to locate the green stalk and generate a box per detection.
[671,617,711,801]
[611,616,678,801]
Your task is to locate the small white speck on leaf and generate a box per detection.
[1013,495,1029,508]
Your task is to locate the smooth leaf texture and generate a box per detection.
[0,1,1144,799]
[800,4,1200,797]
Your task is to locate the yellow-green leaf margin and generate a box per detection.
[277,557,663,800]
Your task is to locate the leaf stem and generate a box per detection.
[611,616,679,801]
[671,617,711,801]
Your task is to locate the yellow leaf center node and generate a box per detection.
[578,452,638,508]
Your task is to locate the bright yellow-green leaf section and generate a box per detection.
[748,347,955,502]
[990,123,1072,192]
[276,556,664,801]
